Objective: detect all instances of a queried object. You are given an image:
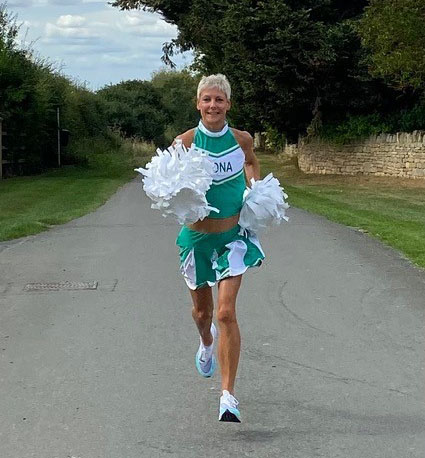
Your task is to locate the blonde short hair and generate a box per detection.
[197,74,231,100]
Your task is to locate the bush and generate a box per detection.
[399,102,425,132]
[66,130,155,177]
[318,101,425,144]
[264,126,287,152]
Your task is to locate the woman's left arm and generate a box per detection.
[241,132,260,183]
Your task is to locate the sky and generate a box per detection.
[8,0,193,90]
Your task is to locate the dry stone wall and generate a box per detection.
[289,131,425,179]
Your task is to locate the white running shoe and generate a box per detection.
[195,322,217,377]
[219,390,241,422]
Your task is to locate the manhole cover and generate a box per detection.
[24,281,98,291]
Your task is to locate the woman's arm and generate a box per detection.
[173,128,195,148]
[233,129,260,183]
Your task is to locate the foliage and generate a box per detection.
[0,3,19,50]
[357,0,425,91]
[263,126,287,152]
[68,130,155,172]
[318,114,394,144]
[260,153,425,269]
[318,98,425,144]
[398,101,425,131]
[151,69,199,143]
[0,3,112,175]
[0,136,147,241]
[0,1,197,176]
[112,0,372,139]
[98,70,200,146]
[97,80,168,145]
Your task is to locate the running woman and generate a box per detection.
[175,74,265,422]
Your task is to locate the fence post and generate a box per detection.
[57,106,61,167]
[0,117,3,179]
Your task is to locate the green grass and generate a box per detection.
[2,146,424,270]
[0,138,153,241]
[258,153,425,269]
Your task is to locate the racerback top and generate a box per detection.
[193,120,246,219]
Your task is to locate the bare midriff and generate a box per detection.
[187,213,240,233]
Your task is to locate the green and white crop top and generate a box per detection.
[193,120,246,219]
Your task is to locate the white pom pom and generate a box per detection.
[238,173,289,234]
[134,142,219,224]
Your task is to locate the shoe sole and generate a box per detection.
[219,409,241,423]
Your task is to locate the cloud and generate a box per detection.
[101,51,163,64]
[56,14,86,27]
[118,12,177,38]
[47,0,82,4]
[45,15,99,41]
[7,0,63,6]
[11,3,192,88]
[64,42,126,55]
[7,0,35,6]
[42,9,179,53]
[45,24,95,39]
[90,21,110,27]
[20,19,33,27]
[11,0,87,5]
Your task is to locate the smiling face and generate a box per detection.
[197,86,231,131]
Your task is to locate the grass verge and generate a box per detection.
[2,146,424,270]
[0,137,154,242]
[258,153,425,269]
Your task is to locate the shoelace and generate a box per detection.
[223,392,239,409]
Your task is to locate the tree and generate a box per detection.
[357,0,425,91]
[0,3,19,51]
[0,3,111,173]
[98,80,168,144]
[151,69,199,143]
[112,0,372,140]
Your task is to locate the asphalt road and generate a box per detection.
[1,178,424,458]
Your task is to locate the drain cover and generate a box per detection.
[24,281,98,291]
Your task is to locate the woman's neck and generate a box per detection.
[201,119,226,132]
[198,120,229,137]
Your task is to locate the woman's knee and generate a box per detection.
[217,304,237,324]
[192,306,212,323]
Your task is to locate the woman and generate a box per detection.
[175,74,265,422]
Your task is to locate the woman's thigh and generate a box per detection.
[217,275,242,315]
[189,285,214,312]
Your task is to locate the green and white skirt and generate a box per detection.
[176,225,265,290]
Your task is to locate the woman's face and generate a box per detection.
[197,87,231,129]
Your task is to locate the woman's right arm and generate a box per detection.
[173,128,195,148]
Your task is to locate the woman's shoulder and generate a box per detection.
[174,128,196,148]
[230,128,253,149]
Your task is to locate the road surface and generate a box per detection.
[1,179,424,457]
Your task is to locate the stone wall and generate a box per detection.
[286,131,425,179]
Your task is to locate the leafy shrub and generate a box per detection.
[318,102,425,144]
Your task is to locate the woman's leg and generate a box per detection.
[189,286,214,346]
[216,275,242,394]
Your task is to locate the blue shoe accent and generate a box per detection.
[195,351,216,377]
[219,407,241,422]
[219,390,241,422]
[195,323,217,378]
